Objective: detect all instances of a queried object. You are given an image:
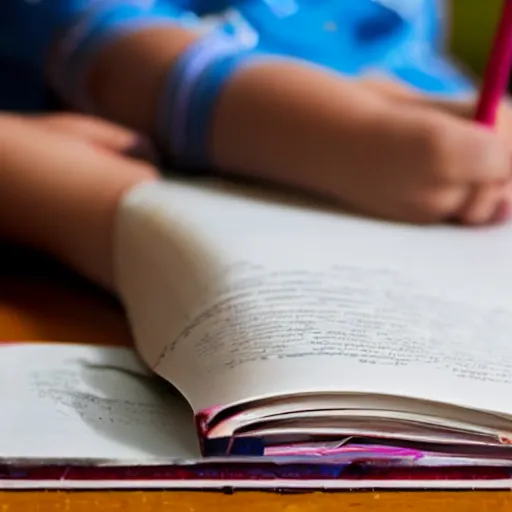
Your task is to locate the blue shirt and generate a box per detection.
[0,0,472,112]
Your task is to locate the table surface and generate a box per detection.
[1,245,511,511]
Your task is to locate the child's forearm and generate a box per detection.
[82,26,386,199]
[85,26,199,132]
[63,24,512,226]
[209,61,387,194]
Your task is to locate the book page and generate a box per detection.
[115,179,512,417]
[0,343,200,461]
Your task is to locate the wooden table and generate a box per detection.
[1,245,511,511]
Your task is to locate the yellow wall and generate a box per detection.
[450,0,501,75]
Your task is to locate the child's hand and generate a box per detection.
[340,82,512,225]
[358,78,512,225]
[213,63,512,227]
[0,112,158,288]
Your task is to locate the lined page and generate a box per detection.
[0,343,199,461]
[116,179,512,417]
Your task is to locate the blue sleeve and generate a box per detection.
[45,1,201,110]
[35,0,265,168]
[155,33,266,168]
[0,0,201,110]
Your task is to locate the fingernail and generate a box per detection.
[125,135,161,165]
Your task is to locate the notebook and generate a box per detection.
[4,177,512,490]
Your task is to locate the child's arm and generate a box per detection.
[39,4,512,225]
[0,112,157,289]
[81,24,512,225]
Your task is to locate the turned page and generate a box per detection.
[115,178,512,418]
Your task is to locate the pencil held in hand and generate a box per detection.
[475,0,512,126]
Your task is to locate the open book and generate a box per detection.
[113,178,512,461]
[3,342,512,490]
[5,177,512,489]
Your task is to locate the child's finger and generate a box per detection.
[456,184,506,225]
[493,181,512,223]
[33,113,135,147]
[409,185,468,224]
[404,94,512,132]
[397,94,512,136]
[31,113,158,162]
[407,109,512,185]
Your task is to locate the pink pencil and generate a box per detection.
[475,0,512,126]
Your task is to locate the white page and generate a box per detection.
[0,343,200,461]
[115,179,512,419]
[208,394,512,439]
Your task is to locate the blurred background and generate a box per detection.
[450,0,504,84]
